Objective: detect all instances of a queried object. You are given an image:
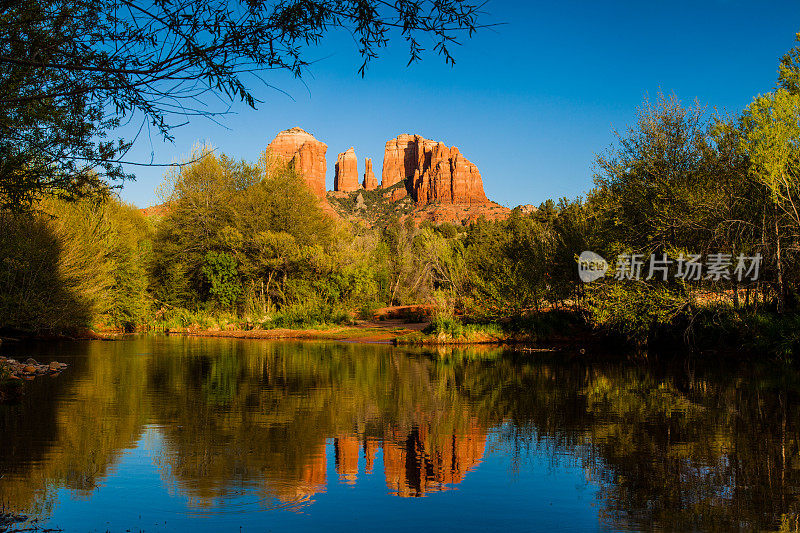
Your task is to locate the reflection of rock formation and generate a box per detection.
[382,424,486,497]
[364,438,379,474]
[11,336,800,532]
[334,435,360,484]
[332,425,486,498]
[264,442,328,503]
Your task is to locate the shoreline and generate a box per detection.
[164,320,594,349]
[167,321,432,345]
[174,327,406,344]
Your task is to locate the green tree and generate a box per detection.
[202,251,241,310]
[0,196,151,332]
[740,89,800,312]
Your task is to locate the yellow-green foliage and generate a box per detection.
[0,196,151,332]
[150,147,380,318]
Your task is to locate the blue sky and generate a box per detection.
[118,0,800,209]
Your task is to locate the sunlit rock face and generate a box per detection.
[334,147,360,192]
[266,127,328,198]
[264,128,506,225]
[363,158,378,190]
[381,134,420,189]
[380,134,489,206]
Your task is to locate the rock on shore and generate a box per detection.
[1,356,68,380]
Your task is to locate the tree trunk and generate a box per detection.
[775,201,785,313]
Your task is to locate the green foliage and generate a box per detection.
[202,251,241,310]
[585,282,689,344]
[151,148,336,314]
[265,304,354,329]
[104,201,153,330]
[779,32,800,96]
[742,89,800,202]
[150,148,382,324]
[423,313,466,337]
[154,308,237,331]
[11,29,800,360]
[681,308,800,360]
[326,182,416,227]
[502,309,586,337]
[0,196,151,333]
[463,199,585,319]
[419,316,505,340]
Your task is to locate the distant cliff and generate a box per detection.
[261,127,512,225]
[266,127,328,198]
[382,133,488,206]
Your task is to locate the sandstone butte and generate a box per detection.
[266,127,328,198]
[141,129,511,225]
[334,147,360,192]
[363,157,378,190]
[379,133,510,224]
[381,133,489,206]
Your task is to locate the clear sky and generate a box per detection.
[117,0,800,209]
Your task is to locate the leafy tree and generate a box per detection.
[202,251,241,310]
[464,211,552,317]
[779,32,800,95]
[592,93,712,256]
[0,196,151,332]
[740,89,800,311]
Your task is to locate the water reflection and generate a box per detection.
[144,341,493,507]
[1,337,800,531]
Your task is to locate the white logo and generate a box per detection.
[578,251,608,283]
[576,251,762,283]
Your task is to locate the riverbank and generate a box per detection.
[6,304,798,359]
[164,308,599,349]
[170,321,425,344]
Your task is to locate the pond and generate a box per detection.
[1,336,799,531]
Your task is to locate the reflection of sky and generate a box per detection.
[32,426,601,532]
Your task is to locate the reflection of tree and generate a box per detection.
[0,340,148,515]
[489,357,800,532]
[4,340,800,531]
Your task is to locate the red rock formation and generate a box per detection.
[381,134,417,188]
[266,127,327,198]
[363,158,378,190]
[380,134,489,206]
[334,147,360,192]
[383,187,407,202]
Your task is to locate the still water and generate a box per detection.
[0,336,798,532]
